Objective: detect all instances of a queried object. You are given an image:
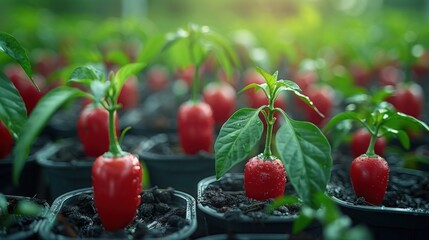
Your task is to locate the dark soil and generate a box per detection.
[51,187,190,239]
[328,165,429,212]
[48,135,147,163]
[199,174,302,221]
[0,196,48,237]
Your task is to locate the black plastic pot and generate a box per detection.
[0,136,47,197]
[135,133,215,198]
[36,139,94,201]
[0,195,49,240]
[197,173,320,235]
[328,166,429,240]
[38,187,197,240]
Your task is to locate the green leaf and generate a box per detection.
[275,115,332,207]
[13,86,88,185]
[280,83,325,119]
[69,65,104,83]
[381,126,410,150]
[385,112,429,132]
[138,34,166,63]
[0,71,26,139]
[114,62,146,100]
[90,81,110,105]
[266,195,300,213]
[215,108,264,178]
[0,32,36,89]
[105,49,130,66]
[324,111,367,132]
[205,31,239,78]
[256,67,276,94]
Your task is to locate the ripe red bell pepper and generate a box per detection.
[77,104,119,157]
[178,101,214,154]
[244,156,286,200]
[92,153,142,230]
[203,82,236,126]
[350,155,389,205]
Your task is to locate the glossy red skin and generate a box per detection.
[0,121,14,159]
[350,155,389,205]
[203,82,237,126]
[244,156,287,201]
[178,101,214,154]
[5,65,44,115]
[299,85,334,127]
[92,153,142,231]
[147,66,169,91]
[77,105,119,157]
[118,76,140,110]
[387,83,424,119]
[350,129,386,158]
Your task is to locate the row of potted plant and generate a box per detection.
[1,19,429,239]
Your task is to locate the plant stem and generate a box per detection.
[106,97,124,157]
[192,63,200,103]
[365,125,380,157]
[263,96,276,158]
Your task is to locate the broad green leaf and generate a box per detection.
[384,112,429,132]
[0,71,26,139]
[114,62,146,100]
[324,111,368,132]
[276,115,332,207]
[381,126,410,150]
[277,79,301,92]
[0,32,36,89]
[13,86,88,185]
[69,65,104,83]
[138,34,166,63]
[215,108,264,178]
[16,200,43,216]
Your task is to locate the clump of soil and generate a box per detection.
[51,187,190,239]
[328,166,429,212]
[199,174,302,221]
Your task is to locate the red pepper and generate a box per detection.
[244,156,286,201]
[202,82,236,126]
[350,155,389,205]
[178,101,214,154]
[92,153,142,231]
[0,121,14,159]
[77,104,119,157]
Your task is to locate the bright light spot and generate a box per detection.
[412,44,425,58]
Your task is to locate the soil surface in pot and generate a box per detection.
[51,187,190,239]
[200,174,301,221]
[47,135,147,163]
[328,166,429,212]
[0,197,48,236]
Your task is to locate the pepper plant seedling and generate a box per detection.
[162,23,238,154]
[13,63,145,230]
[215,67,332,207]
[324,101,429,205]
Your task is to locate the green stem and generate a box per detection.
[365,125,380,157]
[192,63,200,103]
[263,96,276,158]
[106,98,124,157]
